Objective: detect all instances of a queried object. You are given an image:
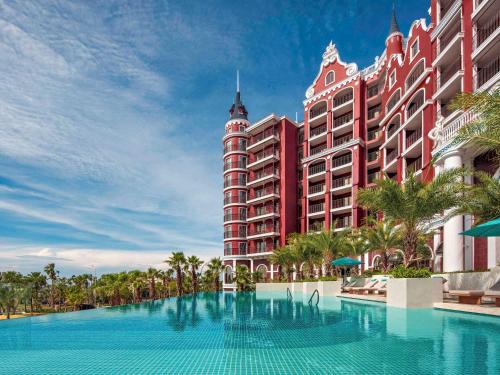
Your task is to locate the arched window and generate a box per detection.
[325,71,335,85]
[406,90,425,119]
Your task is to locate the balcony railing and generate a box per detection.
[249,186,279,200]
[406,128,422,148]
[367,171,381,184]
[367,150,379,162]
[310,123,327,138]
[224,161,246,171]
[309,202,325,214]
[407,96,424,118]
[473,10,500,50]
[332,196,351,209]
[387,92,401,113]
[475,56,500,90]
[250,168,279,182]
[386,149,398,163]
[224,247,247,256]
[438,24,461,54]
[310,105,327,119]
[308,183,325,195]
[367,85,379,98]
[252,149,278,163]
[224,231,247,239]
[248,225,279,236]
[333,112,353,128]
[332,176,352,189]
[251,243,274,253]
[333,133,353,147]
[250,206,279,218]
[224,214,246,222]
[224,144,246,153]
[331,153,352,168]
[438,58,462,89]
[224,195,246,205]
[309,162,326,175]
[308,222,325,232]
[310,144,327,156]
[387,123,400,138]
[367,105,381,120]
[334,216,352,229]
[248,128,278,146]
[333,91,353,107]
[224,178,247,188]
[405,62,425,89]
[406,156,423,174]
[367,129,379,141]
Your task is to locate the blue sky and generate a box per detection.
[0,0,428,275]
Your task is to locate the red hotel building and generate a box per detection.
[222,0,500,290]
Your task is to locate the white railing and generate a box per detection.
[431,0,461,40]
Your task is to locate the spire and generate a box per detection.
[389,2,400,36]
[229,70,248,120]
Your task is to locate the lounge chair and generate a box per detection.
[350,279,379,294]
[449,290,484,305]
[341,279,358,293]
[484,290,500,307]
[365,278,388,295]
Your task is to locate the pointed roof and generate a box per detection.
[229,91,248,120]
[388,5,400,35]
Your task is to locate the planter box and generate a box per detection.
[255,282,293,293]
[387,278,443,308]
[317,281,342,296]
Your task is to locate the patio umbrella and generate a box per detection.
[331,257,362,282]
[460,217,500,237]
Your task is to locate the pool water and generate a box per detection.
[0,292,499,374]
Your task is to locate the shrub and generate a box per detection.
[318,276,337,281]
[389,265,431,278]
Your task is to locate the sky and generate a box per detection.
[0,0,429,276]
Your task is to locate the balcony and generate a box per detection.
[247,206,279,222]
[367,85,379,98]
[224,231,247,239]
[309,104,327,120]
[247,226,280,240]
[308,202,325,217]
[247,128,279,151]
[434,58,463,100]
[405,62,425,91]
[405,128,422,149]
[224,144,246,154]
[367,171,381,184]
[387,123,400,140]
[333,133,353,147]
[333,215,352,231]
[331,196,352,213]
[247,187,279,204]
[308,162,326,177]
[308,183,325,196]
[367,150,379,163]
[385,148,398,170]
[386,91,401,113]
[224,246,247,256]
[308,221,325,233]
[309,123,328,144]
[433,111,478,155]
[333,112,353,129]
[247,150,279,170]
[224,214,246,222]
[331,153,352,171]
[224,161,246,172]
[432,0,461,40]
[367,129,380,142]
[224,178,247,189]
[331,176,352,193]
[367,105,381,121]
[333,91,354,109]
[224,195,246,206]
[475,55,500,91]
[310,143,327,156]
[406,156,423,176]
[249,243,274,254]
[434,24,462,67]
[247,167,279,185]
[472,9,500,60]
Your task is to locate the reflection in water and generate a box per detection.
[0,292,498,374]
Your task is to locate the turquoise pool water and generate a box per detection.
[0,292,499,374]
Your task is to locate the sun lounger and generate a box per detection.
[350,279,379,294]
[449,290,485,305]
[341,280,358,293]
[365,279,388,295]
[484,290,500,307]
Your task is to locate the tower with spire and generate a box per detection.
[385,3,404,58]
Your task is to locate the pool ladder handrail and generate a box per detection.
[308,289,319,306]
[286,287,293,301]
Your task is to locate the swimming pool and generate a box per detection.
[0,292,499,374]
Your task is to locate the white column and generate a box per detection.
[270,263,274,280]
[250,259,254,273]
[433,232,442,272]
[488,237,500,269]
[232,259,236,291]
[364,253,369,270]
[442,151,464,272]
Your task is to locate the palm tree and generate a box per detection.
[160,269,174,298]
[206,257,224,291]
[146,268,160,300]
[166,252,186,296]
[357,170,463,267]
[44,263,57,308]
[26,272,46,312]
[451,171,500,225]
[361,219,402,272]
[128,270,145,303]
[293,233,322,279]
[234,265,252,291]
[308,225,349,276]
[449,89,500,159]
[269,246,296,281]
[186,256,203,294]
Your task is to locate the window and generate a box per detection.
[389,70,396,88]
[410,39,419,60]
[239,125,245,132]
[239,190,246,202]
[239,242,247,255]
[325,71,335,85]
